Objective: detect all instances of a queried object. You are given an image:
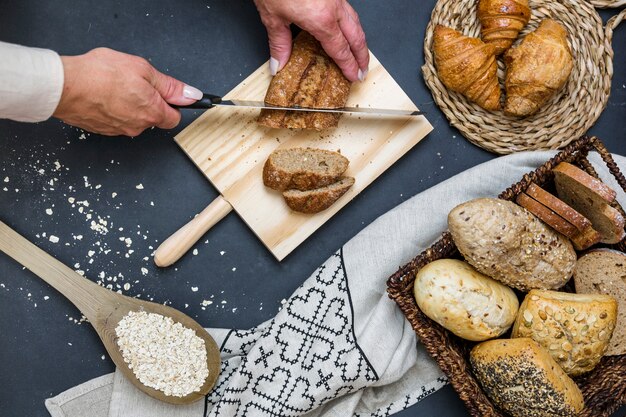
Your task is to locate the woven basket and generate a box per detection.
[422,1,625,155]
[387,136,626,417]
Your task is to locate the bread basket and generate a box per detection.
[422,0,625,155]
[387,136,626,416]
[589,0,626,9]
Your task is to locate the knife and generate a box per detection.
[176,93,424,117]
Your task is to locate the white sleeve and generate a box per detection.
[0,41,64,122]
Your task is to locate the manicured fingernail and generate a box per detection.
[269,57,279,76]
[183,84,203,100]
[358,68,368,82]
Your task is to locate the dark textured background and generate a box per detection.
[0,1,624,416]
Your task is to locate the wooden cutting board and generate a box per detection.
[175,52,433,260]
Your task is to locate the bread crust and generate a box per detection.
[448,198,577,291]
[258,31,351,130]
[413,259,519,341]
[511,289,617,376]
[470,338,584,417]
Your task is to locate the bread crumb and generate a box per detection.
[49,235,59,243]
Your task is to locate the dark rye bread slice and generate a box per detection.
[263,148,349,191]
[283,177,355,214]
[258,31,351,130]
[574,249,626,355]
[553,162,625,244]
[516,193,579,238]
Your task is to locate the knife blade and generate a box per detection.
[176,93,424,117]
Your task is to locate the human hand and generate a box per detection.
[53,48,203,137]
[253,0,369,82]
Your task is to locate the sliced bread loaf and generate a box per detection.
[283,177,355,214]
[526,182,592,232]
[553,162,625,244]
[516,192,579,238]
[263,148,349,191]
[570,226,602,251]
[574,248,626,355]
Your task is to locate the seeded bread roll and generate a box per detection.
[574,248,626,355]
[413,259,519,341]
[283,177,354,214]
[263,148,349,191]
[448,198,577,291]
[258,31,351,130]
[470,338,584,417]
[553,162,625,244]
[511,289,617,376]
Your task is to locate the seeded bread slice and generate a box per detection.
[263,148,349,191]
[516,192,579,238]
[574,249,626,355]
[526,182,592,232]
[283,177,354,214]
[553,162,625,244]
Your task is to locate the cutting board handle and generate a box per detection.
[154,196,233,267]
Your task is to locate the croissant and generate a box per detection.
[433,25,501,111]
[478,0,531,55]
[504,19,573,117]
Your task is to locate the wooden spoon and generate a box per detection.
[0,220,221,404]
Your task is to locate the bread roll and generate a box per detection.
[448,198,577,291]
[413,259,519,341]
[511,289,617,376]
[470,338,584,417]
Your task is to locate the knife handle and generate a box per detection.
[173,93,222,109]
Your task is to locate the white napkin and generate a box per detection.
[45,150,626,417]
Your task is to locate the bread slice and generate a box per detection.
[470,338,584,417]
[526,182,592,232]
[574,249,626,355]
[283,177,354,213]
[516,192,578,238]
[570,226,602,251]
[553,162,625,244]
[257,31,351,130]
[263,148,349,191]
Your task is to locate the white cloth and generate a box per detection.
[45,151,626,417]
[0,41,64,122]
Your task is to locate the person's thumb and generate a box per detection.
[150,70,202,106]
[266,21,292,75]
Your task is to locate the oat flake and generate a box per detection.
[115,311,208,397]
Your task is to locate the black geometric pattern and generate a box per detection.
[353,376,449,417]
[204,250,378,417]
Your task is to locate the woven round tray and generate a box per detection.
[589,0,626,8]
[422,0,625,155]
